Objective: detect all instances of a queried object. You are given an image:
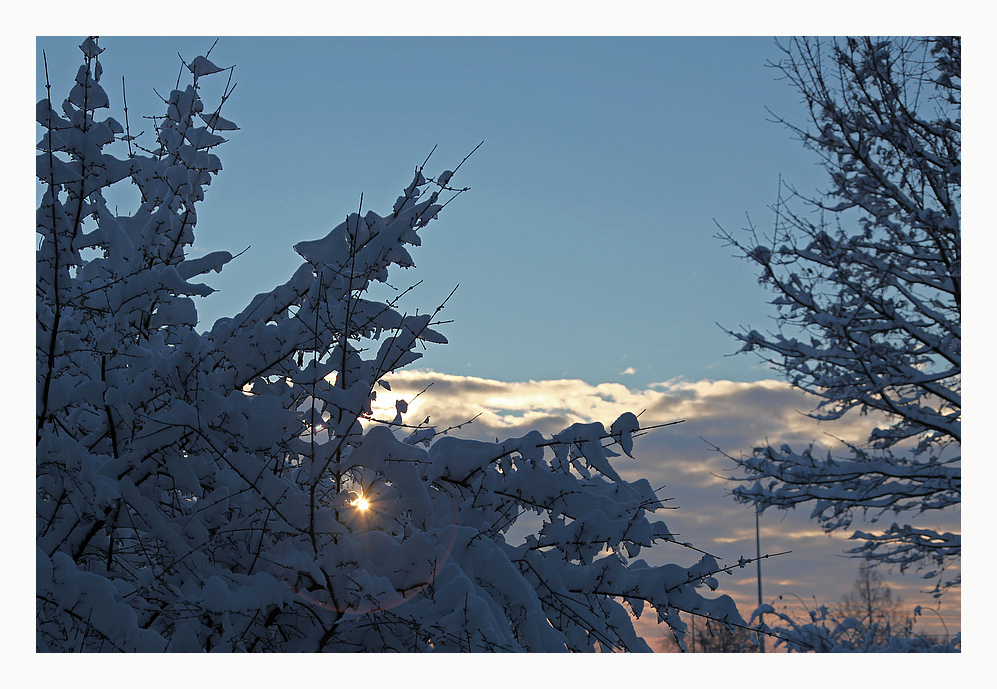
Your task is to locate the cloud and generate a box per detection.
[365,369,960,640]
[619,366,636,375]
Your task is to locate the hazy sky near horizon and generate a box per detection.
[32,29,963,645]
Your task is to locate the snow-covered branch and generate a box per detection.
[37,38,756,652]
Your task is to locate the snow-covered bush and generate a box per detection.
[750,602,959,653]
[720,37,960,596]
[37,37,749,652]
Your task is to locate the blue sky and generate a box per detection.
[31,25,967,649]
[36,35,829,387]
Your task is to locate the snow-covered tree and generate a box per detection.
[37,37,752,652]
[719,37,960,596]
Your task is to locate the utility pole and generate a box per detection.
[756,510,765,653]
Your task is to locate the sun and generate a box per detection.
[352,496,370,511]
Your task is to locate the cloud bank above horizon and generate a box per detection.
[366,368,961,643]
